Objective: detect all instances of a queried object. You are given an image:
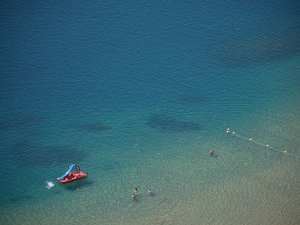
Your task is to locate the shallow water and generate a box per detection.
[1,1,300,224]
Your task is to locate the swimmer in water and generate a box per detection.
[132,193,137,199]
[210,149,214,155]
[45,181,55,189]
[133,188,138,193]
[147,189,152,195]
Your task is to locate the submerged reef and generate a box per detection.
[146,114,201,132]
[72,122,112,132]
[208,26,300,67]
[10,140,87,166]
[0,114,45,130]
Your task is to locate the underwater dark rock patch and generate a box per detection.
[0,114,45,130]
[177,94,211,104]
[146,114,201,132]
[25,195,32,199]
[10,195,32,203]
[73,122,112,132]
[10,196,22,203]
[208,27,300,67]
[10,141,87,166]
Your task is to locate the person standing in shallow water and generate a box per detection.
[210,149,214,155]
[132,193,136,199]
[132,188,138,199]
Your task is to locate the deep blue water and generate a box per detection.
[1,1,300,224]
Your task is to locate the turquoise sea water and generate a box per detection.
[1,1,300,224]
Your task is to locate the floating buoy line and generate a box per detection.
[226,128,299,159]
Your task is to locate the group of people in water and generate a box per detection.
[132,188,153,199]
[131,128,232,198]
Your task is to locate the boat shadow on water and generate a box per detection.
[59,179,95,191]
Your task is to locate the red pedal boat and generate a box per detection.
[57,164,88,183]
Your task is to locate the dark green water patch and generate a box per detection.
[209,26,300,67]
[176,94,211,104]
[72,122,112,132]
[10,141,87,166]
[146,114,201,132]
[10,195,32,203]
[0,114,45,130]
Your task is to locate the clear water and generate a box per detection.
[1,1,300,224]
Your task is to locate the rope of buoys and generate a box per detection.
[226,128,299,159]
